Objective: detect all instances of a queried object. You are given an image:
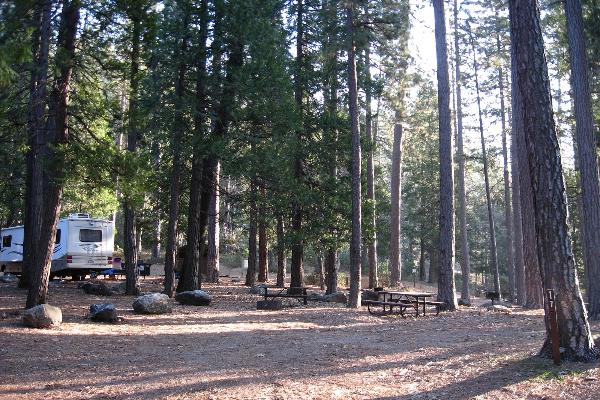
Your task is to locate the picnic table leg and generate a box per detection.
[303,289,307,305]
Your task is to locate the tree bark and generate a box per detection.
[433,0,457,311]
[565,0,600,321]
[258,200,268,282]
[389,118,403,287]
[468,23,501,296]
[246,182,257,287]
[453,0,470,305]
[178,0,214,292]
[206,160,220,283]
[276,214,286,287]
[346,0,361,308]
[509,0,598,361]
[365,43,378,289]
[27,0,80,308]
[496,17,515,303]
[510,46,526,306]
[163,5,190,297]
[123,4,143,296]
[290,0,305,290]
[21,0,52,290]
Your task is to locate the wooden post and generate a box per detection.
[545,289,561,365]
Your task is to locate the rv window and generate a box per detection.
[2,235,12,247]
[55,229,61,244]
[79,229,102,242]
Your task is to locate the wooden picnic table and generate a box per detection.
[363,291,443,317]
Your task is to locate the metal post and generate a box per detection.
[545,289,561,365]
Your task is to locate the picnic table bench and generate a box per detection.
[262,286,308,305]
[363,291,444,317]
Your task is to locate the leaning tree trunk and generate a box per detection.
[433,0,457,311]
[27,0,80,308]
[453,0,470,305]
[565,0,600,321]
[163,6,190,297]
[496,19,515,303]
[365,43,378,289]
[389,117,403,287]
[346,0,362,308]
[468,24,500,296]
[509,0,598,361]
[22,0,52,290]
[124,8,143,296]
[276,215,286,288]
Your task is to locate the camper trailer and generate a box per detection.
[0,213,114,279]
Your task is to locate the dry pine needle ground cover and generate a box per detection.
[1,277,599,400]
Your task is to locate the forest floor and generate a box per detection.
[1,276,599,400]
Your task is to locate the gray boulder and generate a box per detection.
[324,292,348,304]
[307,292,326,302]
[23,304,62,328]
[132,293,172,314]
[80,281,113,296]
[0,273,18,283]
[89,303,119,322]
[175,290,212,306]
[249,284,268,294]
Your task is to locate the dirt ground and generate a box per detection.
[1,277,599,400]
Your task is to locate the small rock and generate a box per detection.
[488,305,512,315]
[175,290,212,306]
[132,293,172,314]
[0,273,18,283]
[324,292,347,304]
[89,303,119,323]
[22,304,62,328]
[248,284,268,294]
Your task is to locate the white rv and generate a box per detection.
[0,213,114,279]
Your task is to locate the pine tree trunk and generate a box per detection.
[453,0,470,305]
[163,6,191,296]
[346,0,361,308]
[206,160,220,283]
[290,0,305,290]
[509,0,598,361]
[317,254,325,290]
[276,214,286,288]
[325,249,338,294]
[365,43,378,289]
[468,24,500,296]
[258,201,268,283]
[433,0,457,311]
[389,118,403,287]
[565,0,600,321]
[496,20,515,303]
[510,47,526,306]
[419,234,426,281]
[246,184,257,287]
[123,8,142,296]
[27,0,79,308]
[21,0,52,290]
